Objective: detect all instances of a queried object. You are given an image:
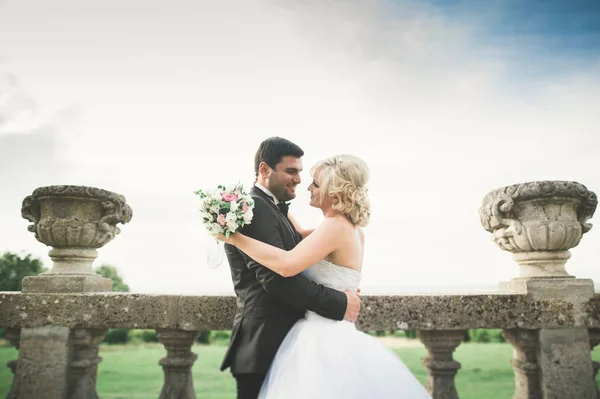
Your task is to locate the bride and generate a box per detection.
[218,154,431,399]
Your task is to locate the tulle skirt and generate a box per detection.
[259,312,432,399]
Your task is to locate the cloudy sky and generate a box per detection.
[0,0,599,294]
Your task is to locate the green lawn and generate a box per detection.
[1,341,599,399]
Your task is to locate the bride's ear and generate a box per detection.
[331,193,342,205]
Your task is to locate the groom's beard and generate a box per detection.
[269,184,297,203]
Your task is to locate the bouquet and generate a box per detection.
[195,183,255,238]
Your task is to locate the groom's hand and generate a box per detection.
[343,290,361,322]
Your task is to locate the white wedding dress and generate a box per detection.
[258,260,432,399]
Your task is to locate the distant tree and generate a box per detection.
[95,264,130,292]
[0,252,46,291]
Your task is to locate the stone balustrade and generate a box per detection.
[0,181,598,399]
[3,292,600,399]
[1,292,597,332]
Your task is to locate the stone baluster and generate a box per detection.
[418,330,464,399]
[480,181,598,399]
[68,328,108,399]
[503,328,541,399]
[157,329,201,399]
[5,328,21,399]
[15,185,132,398]
[588,328,600,398]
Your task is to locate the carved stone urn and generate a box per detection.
[21,185,133,292]
[480,181,597,279]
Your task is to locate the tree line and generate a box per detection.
[0,251,129,292]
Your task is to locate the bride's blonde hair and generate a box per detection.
[311,154,371,227]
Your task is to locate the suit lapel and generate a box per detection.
[251,186,280,213]
[251,186,300,245]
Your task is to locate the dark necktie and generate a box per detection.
[264,191,289,216]
[277,202,289,216]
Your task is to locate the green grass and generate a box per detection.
[95,343,236,399]
[391,344,516,399]
[1,341,600,399]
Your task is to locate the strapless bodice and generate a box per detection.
[302,260,361,291]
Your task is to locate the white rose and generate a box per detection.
[230,201,239,212]
[243,208,254,224]
[209,205,219,214]
[209,224,223,236]
[226,212,237,222]
[226,220,238,232]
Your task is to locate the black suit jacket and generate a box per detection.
[220,186,347,374]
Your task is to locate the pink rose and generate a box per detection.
[242,202,248,213]
[222,193,239,202]
[217,214,226,226]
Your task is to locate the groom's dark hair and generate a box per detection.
[254,137,304,175]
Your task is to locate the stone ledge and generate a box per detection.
[1,292,597,331]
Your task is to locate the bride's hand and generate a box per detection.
[215,233,229,244]
[216,232,237,245]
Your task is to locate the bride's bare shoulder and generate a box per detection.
[320,215,358,236]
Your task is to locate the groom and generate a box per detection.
[221,137,361,399]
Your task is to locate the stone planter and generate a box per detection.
[480,181,597,278]
[21,185,133,292]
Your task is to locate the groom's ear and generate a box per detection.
[258,161,272,178]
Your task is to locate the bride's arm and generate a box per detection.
[288,213,315,239]
[220,217,345,277]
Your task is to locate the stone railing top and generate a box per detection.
[2,291,599,331]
